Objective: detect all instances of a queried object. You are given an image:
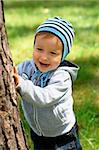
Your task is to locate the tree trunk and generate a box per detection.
[0,0,28,149]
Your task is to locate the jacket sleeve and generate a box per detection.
[17,69,72,107]
[17,60,34,79]
[17,61,26,76]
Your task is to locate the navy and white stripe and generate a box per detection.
[35,17,74,61]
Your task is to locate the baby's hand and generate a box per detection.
[12,66,20,86]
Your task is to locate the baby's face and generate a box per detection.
[33,32,62,73]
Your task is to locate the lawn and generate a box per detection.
[4,0,99,150]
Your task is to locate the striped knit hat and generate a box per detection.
[35,16,74,61]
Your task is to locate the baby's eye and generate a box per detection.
[50,52,57,55]
[37,48,42,51]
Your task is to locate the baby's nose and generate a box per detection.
[41,52,48,61]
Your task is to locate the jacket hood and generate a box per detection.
[59,60,79,81]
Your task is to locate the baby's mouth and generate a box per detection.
[39,62,49,67]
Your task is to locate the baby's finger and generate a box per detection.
[13,66,17,73]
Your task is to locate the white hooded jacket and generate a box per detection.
[17,60,79,137]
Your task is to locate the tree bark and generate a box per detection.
[0,0,28,149]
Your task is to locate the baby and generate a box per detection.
[13,17,82,150]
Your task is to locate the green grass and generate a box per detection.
[4,0,99,149]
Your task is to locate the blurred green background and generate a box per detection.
[4,0,99,150]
